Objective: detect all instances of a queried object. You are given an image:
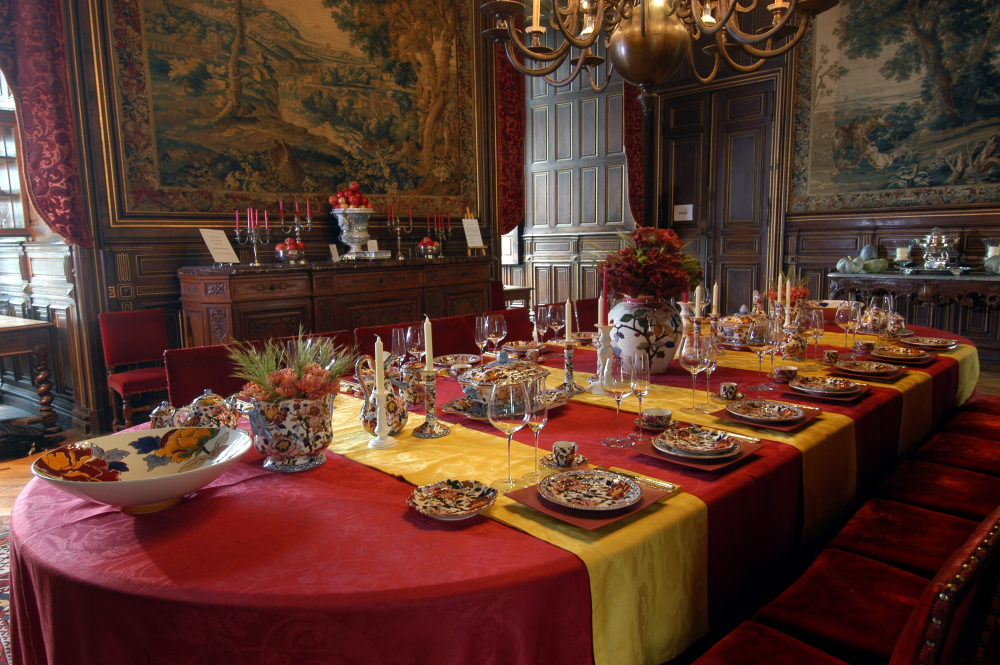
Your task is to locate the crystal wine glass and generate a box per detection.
[800,308,824,371]
[600,354,634,447]
[488,382,530,493]
[746,320,774,393]
[628,353,651,441]
[405,325,424,364]
[534,305,549,342]
[697,334,718,411]
[678,332,709,414]
[391,326,407,374]
[474,316,489,364]
[486,313,507,355]
[847,302,864,357]
[835,301,862,357]
[547,304,565,340]
[521,378,549,483]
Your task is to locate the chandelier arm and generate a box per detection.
[685,34,722,84]
[724,0,800,45]
[735,0,759,12]
[690,0,742,37]
[714,31,769,72]
[549,0,608,50]
[586,57,615,92]
[504,40,572,76]
[543,51,589,87]
[505,22,574,62]
[738,13,809,58]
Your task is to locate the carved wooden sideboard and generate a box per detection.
[179,257,493,347]
[828,271,1000,357]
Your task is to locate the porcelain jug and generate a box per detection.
[355,356,408,435]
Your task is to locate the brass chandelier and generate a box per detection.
[481,0,839,92]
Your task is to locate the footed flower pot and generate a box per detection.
[608,296,682,374]
[248,393,335,472]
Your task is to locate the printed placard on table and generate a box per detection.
[462,218,484,248]
[367,240,379,252]
[329,244,340,262]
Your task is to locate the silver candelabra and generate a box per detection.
[234,225,271,266]
[279,208,312,244]
[386,206,413,260]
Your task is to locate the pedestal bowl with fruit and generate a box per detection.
[418,237,442,259]
[275,237,307,264]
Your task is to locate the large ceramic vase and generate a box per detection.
[247,393,335,472]
[608,296,682,374]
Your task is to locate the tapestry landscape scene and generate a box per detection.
[791,0,1000,210]
[111,0,475,213]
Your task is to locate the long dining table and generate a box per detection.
[10,322,980,665]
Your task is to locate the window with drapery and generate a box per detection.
[0,70,28,234]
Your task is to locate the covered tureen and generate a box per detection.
[456,350,550,404]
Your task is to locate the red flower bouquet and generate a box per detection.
[229,333,355,404]
[599,227,702,300]
[765,269,811,303]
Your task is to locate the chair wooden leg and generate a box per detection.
[110,389,124,432]
[122,395,135,429]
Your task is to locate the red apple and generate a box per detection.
[275,243,287,251]
[359,196,369,205]
[349,181,361,192]
[296,240,306,250]
[328,196,338,206]
[348,196,361,206]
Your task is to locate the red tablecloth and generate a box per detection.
[10,324,975,665]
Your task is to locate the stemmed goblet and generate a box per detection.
[547,304,565,340]
[600,355,634,447]
[678,332,709,414]
[486,314,507,355]
[746,320,775,393]
[697,333,719,411]
[391,327,408,374]
[801,308,825,371]
[475,316,489,364]
[534,306,549,342]
[521,378,549,483]
[488,382,530,493]
[405,325,424,364]
[628,353,651,441]
[835,301,864,358]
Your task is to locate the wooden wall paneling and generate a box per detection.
[234,300,313,342]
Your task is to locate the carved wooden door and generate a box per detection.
[662,78,776,315]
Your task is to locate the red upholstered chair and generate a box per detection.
[914,431,1000,478]
[98,309,170,431]
[165,343,257,407]
[875,459,1000,522]
[432,315,479,356]
[484,307,534,343]
[696,504,1000,665]
[939,411,1000,442]
[353,321,419,359]
[490,281,506,311]
[574,297,599,332]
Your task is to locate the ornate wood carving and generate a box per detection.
[206,283,227,295]
[185,283,200,293]
[829,274,1000,308]
[209,308,229,343]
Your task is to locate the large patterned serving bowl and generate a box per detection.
[31,427,253,514]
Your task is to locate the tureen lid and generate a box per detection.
[457,350,549,386]
[190,389,227,408]
[920,227,958,244]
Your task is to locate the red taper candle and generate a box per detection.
[235,210,240,231]
[279,200,284,222]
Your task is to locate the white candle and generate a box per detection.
[785,278,791,309]
[424,315,433,371]
[597,292,605,328]
[532,0,541,26]
[532,319,539,343]
[895,247,909,260]
[374,335,385,397]
[694,285,703,318]
[988,247,1000,259]
[565,299,572,342]
[777,273,783,303]
[712,282,720,316]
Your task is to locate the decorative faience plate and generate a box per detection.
[538,469,642,511]
[789,376,861,394]
[901,337,958,350]
[726,399,806,423]
[407,479,498,520]
[502,341,545,353]
[654,424,744,456]
[871,346,930,360]
[443,390,569,422]
[539,453,590,470]
[433,354,481,366]
[834,360,900,375]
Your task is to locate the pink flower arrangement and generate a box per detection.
[229,334,354,404]
[765,285,811,303]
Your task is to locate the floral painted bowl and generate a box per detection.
[32,428,252,514]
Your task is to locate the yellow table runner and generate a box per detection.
[328,396,710,665]
[546,368,857,540]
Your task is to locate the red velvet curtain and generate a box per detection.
[495,44,525,237]
[0,0,92,247]
[623,83,644,227]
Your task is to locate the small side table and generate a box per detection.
[0,315,58,433]
[503,285,534,307]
